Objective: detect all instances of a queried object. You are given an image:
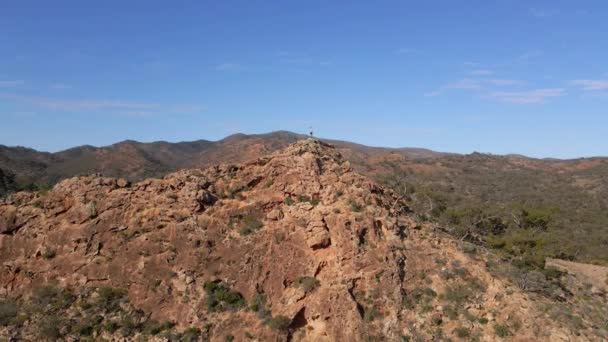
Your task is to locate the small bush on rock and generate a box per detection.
[0,299,18,326]
[268,315,291,331]
[239,214,263,235]
[294,276,320,293]
[349,199,363,212]
[494,323,510,338]
[453,326,470,338]
[204,281,246,311]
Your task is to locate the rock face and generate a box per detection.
[0,139,591,341]
[0,139,413,341]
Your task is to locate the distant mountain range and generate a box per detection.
[2,131,606,191]
[0,131,447,192]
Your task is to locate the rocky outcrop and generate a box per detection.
[0,139,413,341]
[0,139,593,341]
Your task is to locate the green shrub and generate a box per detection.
[296,195,320,205]
[443,284,474,304]
[87,201,98,217]
[494,323,510,338]
[32,286,75,312]
[76,321,94,336]
[43,249,57,259]
[39,316,62,339]
[182,327,201,341]
[453,327,470,338]
[297,195,311,203]
[444,305,458,320]
[0,299,18,326]
[294,276,320,293]
[284,196,294,205]
[120,314,139,337]
[104,320,120,333]
[520,207,555,230]
[96,287,127,312]
[404,287,437,310]
[239,214,263,235]
[462,242,477,254]
[363,306,382,321]
[349,199,363,212]
[249,293,271,320]
[144,320,175,335]
[203,281,246,311]
[478,317,489,324]
[268,315,291,331]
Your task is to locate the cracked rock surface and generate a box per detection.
[0,139,586,341]
[0,139,414,341]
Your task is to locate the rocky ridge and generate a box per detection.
[0,139,588,341]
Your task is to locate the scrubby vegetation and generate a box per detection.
[379,155,608,339]
[494,323,510,338]
[267,315,291,331]
[377,158,608,267]
[453,326,470,338]
[349,199,363,212]
[203,280,247,311]
[294,276,320,293]
[238,213,264,235]
[0,285,206,340]
[229,210,264,236]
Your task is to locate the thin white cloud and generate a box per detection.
[517,50,542,62]
[282,57,313,65]
[274,50,291,57]
[0,80,25,87]
[425,77,550,104]
[9,111,37,118]
[215,62,242,71]
[470,69,493,76]
[50,83,72,90]
[0,93,156,111]
[488,79,523,86]
[168,104,207,114]
[274,51,330,68]
[139,60,172,71]
[424,79,482,97]
[529,8,559,18]
[489,88,565,104]
[424,90,442,97]
[1,92,206,116]
[115,110,155,117]
[571,79,608,91]
[108,104,207,117]
[447,78,483,90]
[397,48,421,55]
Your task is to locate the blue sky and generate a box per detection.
[1,1,607,158]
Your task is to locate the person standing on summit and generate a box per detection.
[309,127,314,138]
